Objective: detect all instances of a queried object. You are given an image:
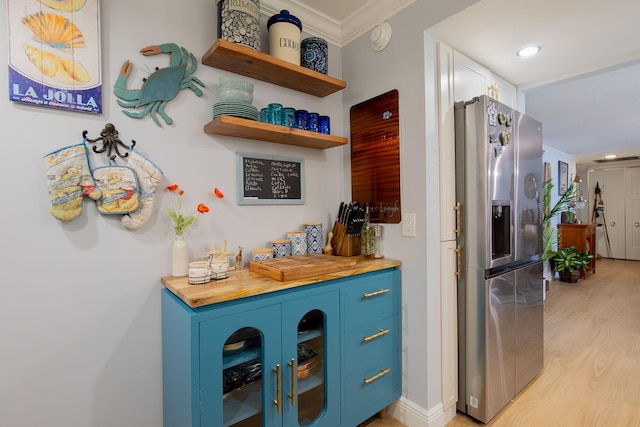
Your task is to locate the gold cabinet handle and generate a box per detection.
[454,202,462,237]
[287,358,296,407]
[363,288,390,298]
[363,328,391,342]
[273,364,282,414]
[364,367,391,384]
[454,245,462,279]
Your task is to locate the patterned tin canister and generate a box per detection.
[301,37,328,74]
[270,239,291,258]
[217,0,261,51]
[252,247,274,261]
[304,222,323,254]
[267,10,302,65]
[287,231,307,256]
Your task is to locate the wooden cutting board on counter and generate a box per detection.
[249,254,357,281]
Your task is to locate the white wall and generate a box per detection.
[0,1,346,426]
[341,2,480,425]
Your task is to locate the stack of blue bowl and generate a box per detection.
[213,76,258,121]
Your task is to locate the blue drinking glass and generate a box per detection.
[308,112,319,132]
[268,103,283,125]
[318,115,330,134]
[295,109,309,130]
[282,107,296,127]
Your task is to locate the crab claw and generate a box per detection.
[140,45,161,56]
[119,60,132,76]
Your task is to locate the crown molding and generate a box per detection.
[260,0,415,47]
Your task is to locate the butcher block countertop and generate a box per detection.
[161,255,401,308]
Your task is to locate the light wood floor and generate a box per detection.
[361,258,640,427]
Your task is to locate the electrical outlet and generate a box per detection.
[402,212,416,237]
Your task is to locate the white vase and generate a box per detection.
[172,235,189,276]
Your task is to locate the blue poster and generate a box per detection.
[7,0,102,114]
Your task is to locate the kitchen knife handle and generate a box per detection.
[454,202,462,237]
[455,245,462,279]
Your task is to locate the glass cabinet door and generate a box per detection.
[282,290,340,427]
[200,305,281,427]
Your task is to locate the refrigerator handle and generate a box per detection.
[454,202,462,237]
[454,245,462,279]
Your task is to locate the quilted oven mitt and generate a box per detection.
[121,149,163,230]
[44,143,102,221]
[92,165,140,215]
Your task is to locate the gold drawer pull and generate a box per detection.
[364,367,391,384]
[274,364,282,414]
[288,358,296,407]
[363,288,390,298]
[454,202,462,237]
[363,328,391,342]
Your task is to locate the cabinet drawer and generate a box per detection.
[345,363,395,421]
[343,271,399,332]
[344,317,395,375]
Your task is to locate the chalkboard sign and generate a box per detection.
[237,152,305,205]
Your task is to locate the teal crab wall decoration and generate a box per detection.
[114,43,205,127]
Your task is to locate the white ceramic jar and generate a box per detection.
[267,10,302,65]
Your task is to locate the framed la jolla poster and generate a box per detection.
[6,0,102,114]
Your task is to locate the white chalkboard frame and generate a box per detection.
[236,152,305,205]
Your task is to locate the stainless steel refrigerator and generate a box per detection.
[455,95,544,423]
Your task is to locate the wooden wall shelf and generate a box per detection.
[201,39,346,97]
[204,115,348,149]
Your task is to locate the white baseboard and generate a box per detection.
[387,397,456,427]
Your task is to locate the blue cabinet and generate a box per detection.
[162,265,401,427]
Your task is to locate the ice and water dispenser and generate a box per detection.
[491,200,511,260]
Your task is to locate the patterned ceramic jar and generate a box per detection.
[217,0,261,51]
[304,222,323,254]
[252,247,274,261]
[270,239,291,258]
[287,231,307,256]
[301,37,328,74]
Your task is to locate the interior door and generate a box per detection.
[588,168,625,259]
[626,167,640,260]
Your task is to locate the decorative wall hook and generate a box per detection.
[83,123,136,160]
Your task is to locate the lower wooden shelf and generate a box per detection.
[204,115,348,149]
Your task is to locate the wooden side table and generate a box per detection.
[558,223,596,279]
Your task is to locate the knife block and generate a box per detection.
[330,221,361,257]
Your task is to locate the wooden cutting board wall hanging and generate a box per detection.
[349,89,401,223]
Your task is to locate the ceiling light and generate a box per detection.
[604,154,617,159]
[516,45,541,58]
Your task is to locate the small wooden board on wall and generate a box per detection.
[350,89,401,223]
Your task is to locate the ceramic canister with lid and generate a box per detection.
[301,37,328,74]
[217,0,261,51]
[267,10,302,65]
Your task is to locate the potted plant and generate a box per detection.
[551,245,593,283]
[542,179,575,273]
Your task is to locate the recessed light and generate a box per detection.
[516,45,541,58]
[604,154,617,159]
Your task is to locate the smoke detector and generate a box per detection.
[371,22,392,52]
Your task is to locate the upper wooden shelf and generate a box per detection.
[204,115,348,149]
[202,39,347,97]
